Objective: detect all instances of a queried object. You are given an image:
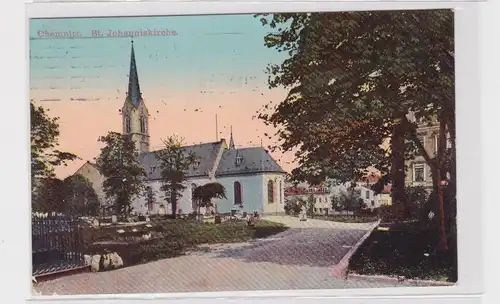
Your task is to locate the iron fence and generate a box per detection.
[31,215,86,276]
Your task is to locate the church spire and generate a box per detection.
[127,38,142,107]
[229,125,235,149]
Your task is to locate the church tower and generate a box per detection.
[122,39,150,154]
[229,126,235,149]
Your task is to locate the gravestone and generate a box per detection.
[111,215,117,224]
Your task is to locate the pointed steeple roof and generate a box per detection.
[127,38,142,107]
[229,126,235,149]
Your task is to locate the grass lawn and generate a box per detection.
[348,221,457,282]
[85,218,288,267]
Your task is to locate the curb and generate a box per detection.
[346,273,456,287]
[331,219,380,279]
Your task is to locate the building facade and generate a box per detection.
[284,179,390,214]
[404,115,452,191]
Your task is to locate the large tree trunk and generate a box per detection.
[390,118,407,221]
[435,120,448,250]
[170,192,177,219]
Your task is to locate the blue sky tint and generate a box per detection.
[30,14,287,96]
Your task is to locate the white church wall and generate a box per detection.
[214,174,265,214]
[130,173,286,216]
[262,173,286,215]
[130,176,211,215]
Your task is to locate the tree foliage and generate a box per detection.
[32,174,100,216]
[193,182,227,215]
[96,132,146,216]
[257,10,455,248]
[31,101,78,185]
[193,182,227,208]
[156,135,197,218]
[63,174,100,217]
[32,177,66,213]
[306,194,315,216]
[256,10,454,191]
[284,197,306,215]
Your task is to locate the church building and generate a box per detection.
[75,40,287,216]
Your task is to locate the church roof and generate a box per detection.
[74,161,102,175]
[126,40,142,107]
[215,147,286,176]
[139,141,225,179]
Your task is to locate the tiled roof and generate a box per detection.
[81,141,285,181]
[215,147,285,176]
[139,141,224,179]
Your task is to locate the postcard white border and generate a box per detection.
[0,0,488,303]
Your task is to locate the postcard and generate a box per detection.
[30,10,457,296]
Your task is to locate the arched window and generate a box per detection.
[125,116,131,133]
[191,183,197,211]
[234,181,242,205]
[277,181,281,204]
[140,116,146,133]
[268,180,274,204]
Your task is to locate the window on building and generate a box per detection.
[365,190,370,199]
[234,181,242,205]
[413,163,425,182]
[125,116,131,133]
[277,181,281,204]
[267,180,275,204]
[235,156,243,166]
[371,200,375,207]
[140,116,146,133]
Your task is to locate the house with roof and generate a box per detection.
[74,40,287,216]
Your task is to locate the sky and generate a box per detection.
[29,14,296,179]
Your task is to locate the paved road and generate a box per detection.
[34,217,399,295]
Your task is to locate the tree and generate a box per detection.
[256,10,454,249]
[156,135,197,218]
[406,185,429,205]
[144,186,156,213]
[331,195,343,213]
[284,198,294,215]
[306,194,315,217]
[341,184,363,215]
[284,197,306,215]
[32,177,66,213]
[63,174,100,217]
[31,101,78,187]
[192,182,227,217]
[96,132,146,217]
